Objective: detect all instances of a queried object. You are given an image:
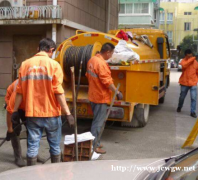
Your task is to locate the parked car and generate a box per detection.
[0,147,198,180]
[170,59,176,68]
[178,59,182,71]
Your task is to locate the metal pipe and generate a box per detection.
[52,23,56,59]
[53,0,57,6]
[52,24,56,43]
[52,0,57,58]
[70,66,78,161]
[106,0,110,33]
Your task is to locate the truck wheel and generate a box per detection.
[121,104,150,128]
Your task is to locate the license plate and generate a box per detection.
[108,107,124,119]
[68,103,88,116]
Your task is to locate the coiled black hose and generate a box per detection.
[63,45,93,77]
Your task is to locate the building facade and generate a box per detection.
[159,1,198,48]
[118,0,160,28]
[161,0,198,2]
[0,0,119,94]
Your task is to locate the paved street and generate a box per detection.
[0,69,198,173]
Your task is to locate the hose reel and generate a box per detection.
[63,45,93,77]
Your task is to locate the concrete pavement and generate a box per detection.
[0,69,197,173]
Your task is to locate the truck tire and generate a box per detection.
[121,104,150,128]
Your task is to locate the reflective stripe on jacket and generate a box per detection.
[86,54,113,104]
[179,57,198,86]
[16,52,64,117]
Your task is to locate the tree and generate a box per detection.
[179,35,197,58]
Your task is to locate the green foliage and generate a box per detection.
[179,35,197,57]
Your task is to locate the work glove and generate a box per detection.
[117,91,123,100]
[6,131,16,141]
[66,114,75,128]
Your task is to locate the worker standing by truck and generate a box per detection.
[86,43,123,154]
[177,49,198,118]
[12,38,74,166]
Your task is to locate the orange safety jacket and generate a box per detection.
[86,54,113,104]
[16,52,64,117]
[179,57,198,87]
[5,79,25,114]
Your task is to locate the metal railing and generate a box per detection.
[0,5,62,20]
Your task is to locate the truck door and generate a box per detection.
[126,70,160,105]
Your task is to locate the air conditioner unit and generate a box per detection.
[0,0,24,7]
[169,42,174,46]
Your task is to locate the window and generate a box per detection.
[126,3,133,14]
[167,31,173,43]
[184,12,192,15]
[119,3,149,15]
[167,13,173,21]
[142,3,149,14]
[160,12,165,24]
[167,13,173,24]
[120,4,125,14]
[184,22,191,31]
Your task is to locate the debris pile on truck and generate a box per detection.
[107,40,140,65]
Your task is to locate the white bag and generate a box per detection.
[107,40,140,64]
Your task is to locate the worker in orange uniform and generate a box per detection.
[5,79,26,167]
[12,38,74,166]
[177,49,198,118]
[86,43,123,154]
[5,80,45,167]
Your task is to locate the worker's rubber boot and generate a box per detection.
[51,154,61,163]
[27,156,37,166]
[10,134,26,167]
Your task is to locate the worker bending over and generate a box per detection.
[12,38,74,166]
[86,43,123,154]
[5,79,26,167]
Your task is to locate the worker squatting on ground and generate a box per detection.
[177,49,198,118]
[86,43,123,154]
[12,38,74,166]
[5,80,45,167]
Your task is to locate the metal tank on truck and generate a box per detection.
[55,29,171,127]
